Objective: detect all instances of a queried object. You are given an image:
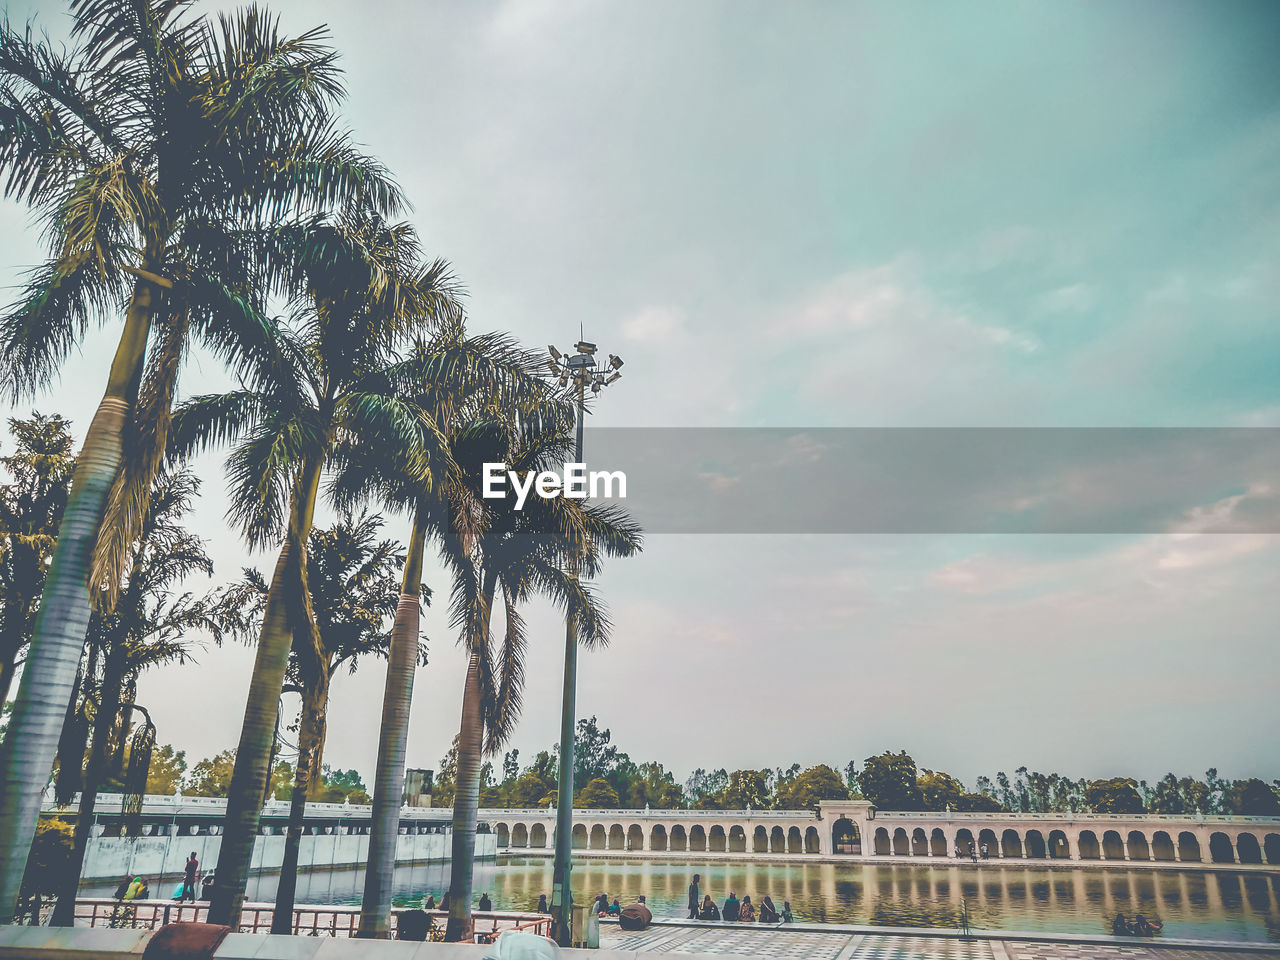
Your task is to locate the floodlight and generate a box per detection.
[605,371,621,385]
[548,345,562,360]
[608,354,624,370]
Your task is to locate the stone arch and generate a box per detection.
[1127,831,1150,860]
[1078,830,1100,860]
[788,826,803,854]
[892,827,910,856]
[753,826,769,853]
[530,823,547,848]
[708,825,727,852]
[589,824,607,849]
[1151,831,1175,861]
[496,823,510,846]
[1047,829,1070,859]
[512,823,529,847]
[573,824,588,849]
[911,827,929,856]
[1236,833,1262,864]
[627,824,645,851]
[670,825,687,852]
[770,825,785,853]
[608,824,626,849]
[805,825,821,853]
[689,825,707,852]
[1177,831,1200,862]
[1001,829,1023,858]
[873,827,890,856]
[728,825,747,853]
[955,828,975,857]
[1101,830,1125,860]
[1263,834,1280,865]
[1025,829,1047,859]
[1209,832,1234,863]
[650,825,667,851]
[832,818,860,854]
[977,828,998,858]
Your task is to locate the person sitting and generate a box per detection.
[1133,913,1162,936]
[440,891,451,911]
[478,892,493,912]
[594,893,610,916]
[1113,913,1128,936]
[738,895,756,923]
[607,898,621,915]
[423,894,436,911]
[699,895,720,920]
[619,896,652,931]
[758,896,780,923]
[536,894,548,914]
[200,871,216,902]
[722,891,740,922]
[113,877,131,900]
[781,901,794,923]
[123,877,146,901]
[396,908,430,941]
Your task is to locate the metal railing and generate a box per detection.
[872,811,1280,824]
[71,898,551,942]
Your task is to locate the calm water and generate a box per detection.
[85,856,1280,943]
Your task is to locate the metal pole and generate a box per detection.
[550,379,585,946]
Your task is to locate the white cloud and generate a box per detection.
[622,305,682,342]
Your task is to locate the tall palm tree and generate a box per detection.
[217,512,423,933]
[352,331,564,938]
[48,469,227,925]
[0,0,400,919]
[171,216,457,927]
[440,422,641,942]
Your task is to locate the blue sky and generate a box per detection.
[1,0,1278,788]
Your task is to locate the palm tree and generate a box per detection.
[352,331,563,938]
[217,511,422,933]
[0,0,401,918]
[172,216,457,927]
[440,421,641,942]
[0,414,76,708]
[48,468,229,925]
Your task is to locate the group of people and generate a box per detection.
[112,852,213,905]
[687,873,793,924]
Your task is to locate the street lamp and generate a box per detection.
[547,335,622,946]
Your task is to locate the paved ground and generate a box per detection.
[601,926,1271,959]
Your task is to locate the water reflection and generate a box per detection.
[81,858,1278,943]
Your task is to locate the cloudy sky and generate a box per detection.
[2,0,1279,791]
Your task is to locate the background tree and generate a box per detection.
[1084,777,1145,814]
[858,751,923,811]
[145,744,187,795]
[186,750,236,797]
[776,764,850,809]
[917,769,965,811]
[0,414,75,707]
[1229,778,1280,816]
[575,778,620,808]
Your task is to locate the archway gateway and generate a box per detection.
[832,817,860,854]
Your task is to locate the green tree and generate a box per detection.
[174,216,456,928]
[721,769,773,809]
[1084,777,1144,814]
[1228,778,1280,816]
[146,744,187,795]
[0,1,401,920]
[858,751,923,811]
[217,510,417,931]
[576,778,620,808]
[187,750,237,797]
[0,414,75,708]
[776,765,850,809]
[917,769,965,812]
[509,770,553,808]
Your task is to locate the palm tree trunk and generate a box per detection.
[208,456,322,929]
[48,639,128,926]
[356,513,426,938]
[269,666,329,935]
[444,569,497,943]
[0,277,158,924]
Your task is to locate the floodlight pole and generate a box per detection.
[547,338,622,946]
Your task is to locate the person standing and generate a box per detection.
[687,873,701,919]
[181,851,199,902]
